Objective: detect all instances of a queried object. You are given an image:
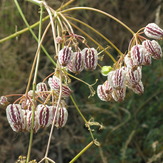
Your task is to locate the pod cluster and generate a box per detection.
[3,75,71,133]
[58,47,98,73]
[97,23,163,102]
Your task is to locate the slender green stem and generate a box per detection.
[66,16,123,56]
[69,141,94,163]
[26,3,44,163]
[61,7,135,35]
[69,21,116,63]
[13,0,56,66]
[70,95,96,141]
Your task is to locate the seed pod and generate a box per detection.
[6,104,24,132]
[130,45,144,66]
[127,81,144,95]
[82,48,98,71]
[142,40,162,60]
[97,84,112,102]
[36,104,52,128]
[108,67,126,89]
[48,75,72,97]
[124,54,134,68]
[144,23,163,40]
[132,81,144,95]
[48,76,60,90]
[0,96,8,105]
[36,82,49,100]
[142,52,152,65]
[58,46,73,66]
[112,87,126,102]
[51,105,68,128]
[67,52,84,74]
[25,110,40,133]
[126,67,142,85]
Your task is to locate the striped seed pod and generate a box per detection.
[131,81,144,95]
[108,67,126,89]
[97,84,112,102]
[0,96,8,105]
[67,52,84,74]
[130,45,144,66]
[36,104,53,128]
[36,82,49,100]
[48,75,72,97]
[124,54,134,68]
[82,48,98,71]
[58,46,73,66]
[25,110,40,133]
[144,23,163,40]
[51,105,68,128]
[112,87,126,102]
[126,66,142,85]
[142,40,162,60]
[142,51,152,65]
[6,104,24,132]
[48,76,60,90]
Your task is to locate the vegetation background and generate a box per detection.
[0,0,163,162]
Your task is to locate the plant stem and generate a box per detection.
[26,3,43,163]
[69,21,116,62]
[61,7,135,35]
[67,16,123,56]
[69,141,94,163]
[13,0,56,66]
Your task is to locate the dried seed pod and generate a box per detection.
[82,48,98,71]
[67,51,84,74]
[126,67,142,85]
[48,76,60,90]
[127,81,144,95]
[112,87,126,102]
[130,45,144,66]
[25,110,40,132]
[51,105,68,128]
[36,104,53,128]
[0,96,8,105]
[108,67,126,89]
[124,54,134,68]
[36,82,49,100]
[144,23,163,40]
[142,40,162,60]
[97,84,112,102]
[58,46,73,66]
[6,104,24,132]
[142,51,152,65]
[48,75,72,97]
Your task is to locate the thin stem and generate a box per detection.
[70,95,96,141]
[69,21,116,63]
[26,3,43,163]
[61,7,135,35]
[13,0,56,66]
[67,16,123,56]
[69,141,94,163]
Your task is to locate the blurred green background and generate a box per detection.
[0,0,163,163]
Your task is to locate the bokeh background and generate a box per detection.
[0,0,163,162]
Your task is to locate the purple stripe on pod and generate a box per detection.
[58,46,73,66]
[130,45,144,66]
[82,48,98,71]
[36,82,49,100]
[126,66,142,85]
[142,40,162,60]
[144,23,163,40]
[6,104,24,132]
[112,87,126,102]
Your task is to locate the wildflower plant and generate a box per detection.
[0,0,163,162]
